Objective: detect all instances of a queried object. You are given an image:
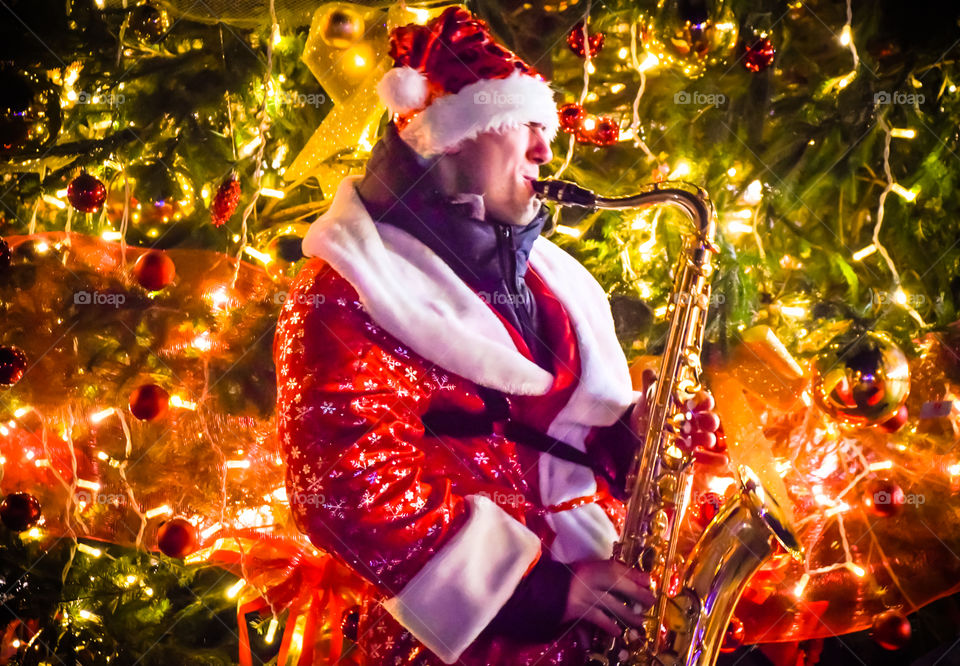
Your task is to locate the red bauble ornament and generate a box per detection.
[132,250,176,291]
[211,173,241,228]
[67,172,107,213]
[558,103,585,133]
[863,479,905,517]
[743,37,775,73]
[719,616,745,653]
[567,21,604,59]
[879,404,908,433]
[0,345,28,386]
[691,491,722,528]
[871,609,911,650]
[589,117,620,146]
[129,383,169,421]
[157,517,198,558]
[0,492,42,532]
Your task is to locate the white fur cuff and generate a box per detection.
[381,494,541,663]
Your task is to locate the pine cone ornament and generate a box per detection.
[210,174,241,228]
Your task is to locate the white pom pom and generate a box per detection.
[377,66,429,114]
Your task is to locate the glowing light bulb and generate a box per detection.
[554,225,582,238]
[839,24,852,46]
[226,579,246,599]
[743,180,763,205]
[852,245,877,261]
[638,53,659,72]
[145,505,173,519]
[890,128,916,139]
[669,161,691,180]
[891,183,917,202]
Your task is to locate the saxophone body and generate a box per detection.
[532,179,802,666]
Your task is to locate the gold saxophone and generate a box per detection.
[532,179,802,666]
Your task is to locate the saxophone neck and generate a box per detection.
[532,178,718,249]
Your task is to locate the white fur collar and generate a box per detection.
[301,176,633,423]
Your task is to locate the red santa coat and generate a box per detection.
[274,176,638,665]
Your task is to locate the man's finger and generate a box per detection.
[683,411,720,433]
[584,607,622,636]
[596,592,648,628]
[684,390,716,412]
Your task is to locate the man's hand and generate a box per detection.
[561,560,655,636]
[630,369,722,454]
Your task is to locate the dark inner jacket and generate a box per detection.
[356,123,554,372]
[354,124,578,643]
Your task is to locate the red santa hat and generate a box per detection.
[377,6,559,158]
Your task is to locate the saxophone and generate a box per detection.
[532,179,802,666]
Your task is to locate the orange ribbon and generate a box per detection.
[206,528,369,666]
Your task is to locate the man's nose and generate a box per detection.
[526,125,552,165]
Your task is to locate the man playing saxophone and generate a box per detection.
[274,7,721,665]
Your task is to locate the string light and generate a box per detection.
[742,180,764,206]
[890,128,916,139]
[170,395,197,410]
[780,305,807,318]
[41,195,66,210]
[191,332,212,352]
[77,544,103,558]
[873,119,925,325]
[890,183,917,202]
[265,617,279,644]
[669,161,691,180]
[226,459,251,470]
[554,225,582,238]
[637,53,659,73]
[144,505,173,519]
[242,246,272,264]
[852,244,877,261]
[90,408,115,423]
[200,523,223,541]
[225,579,246,599]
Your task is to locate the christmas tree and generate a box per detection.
[0,0,959,663]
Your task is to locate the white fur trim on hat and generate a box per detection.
[396,71,559,158]
[377,66,430,115]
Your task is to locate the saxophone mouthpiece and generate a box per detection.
[532,179,598,208]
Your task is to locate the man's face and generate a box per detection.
[439,123,553,226]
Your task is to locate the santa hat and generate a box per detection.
[377,6,559,158]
